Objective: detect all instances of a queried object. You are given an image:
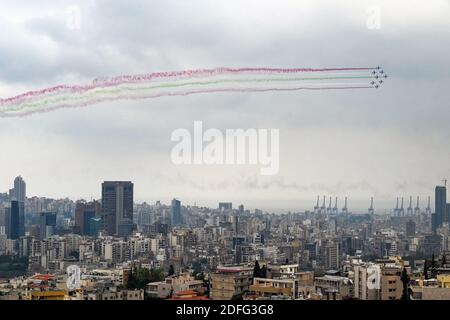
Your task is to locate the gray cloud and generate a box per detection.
[0,0,449,211]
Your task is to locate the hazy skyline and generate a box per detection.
[1,0,449,211]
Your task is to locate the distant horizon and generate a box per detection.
[2,187,440,214]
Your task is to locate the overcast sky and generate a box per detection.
[0,0,449,212]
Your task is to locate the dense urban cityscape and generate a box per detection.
[1,175,449,300]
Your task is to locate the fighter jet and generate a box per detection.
[379,80,384,84]
[370,81,375,85]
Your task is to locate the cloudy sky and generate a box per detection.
[0,0,449,212]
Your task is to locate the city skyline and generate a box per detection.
[0,174,446,214]
[1,0,449,208]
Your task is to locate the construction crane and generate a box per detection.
[394,197,399,216]
[425,196,432,215]
[368,197,374,215]
[414,196,420,216]
[407,196,413,216]
[314,195,320,214]
[327,197,332,214]
[342,197,348,214]
[320,195,326,214]
[332,197,338,215]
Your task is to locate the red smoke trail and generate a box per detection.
[0,67,375,106]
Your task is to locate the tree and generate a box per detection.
[423,259,429,280]
[192,261,202,276]
[194,272,205,281]
[260,265,267,278]
[431,254,438,279]
[253,260,261,278]
[149,268,164,282]
[400,267,410,300]
[127,267,165,290]
[231,291,245,300]
[168,264,175,276]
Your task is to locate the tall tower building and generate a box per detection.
[8,176,26,238]
[433,185,447,233]
[368,197,374,215]
[11,176,26,202]
[40,212,57,239]
[171,198,182,226]
[101,181,134,236]
[6,200,23,240]
[75,200,101,235]
[406,220,416,237]
[219,202,232,211]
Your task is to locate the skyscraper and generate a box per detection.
[406,220,416,237]
[101,181,134,236]
[6,200,23,240]
[8,176,26,238]
[40,212,56,239]
[10,176,26,202]
[219,202,232,211]
[171,198,182,226]
[75,200,100,235]
[433,185,447,233]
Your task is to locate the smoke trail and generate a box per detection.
[0,67,386,117]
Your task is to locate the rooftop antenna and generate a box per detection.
[443,179,448,187]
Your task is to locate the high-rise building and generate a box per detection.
[8,176,26,238]
[171,198,182,226]
[219,202,232,211]
[10,176,26,202]
[406,220,416,237]
[0,204,5,231]
[87,217,102,236]
[101,181,134,236]
[75,200,100,235]
[5,201,23,240]
[433,185,447,233]
[40,212,56,239]
[325,241,340,270]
